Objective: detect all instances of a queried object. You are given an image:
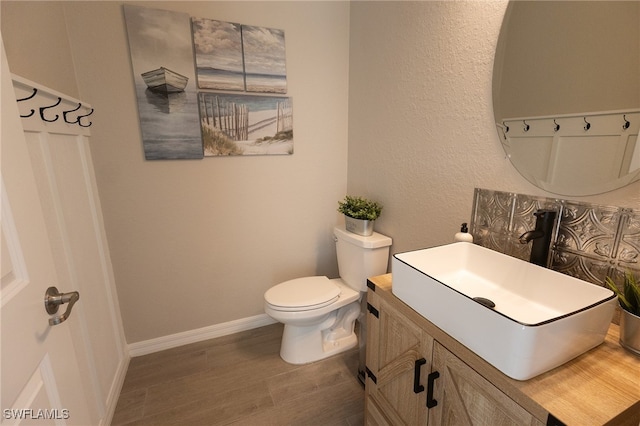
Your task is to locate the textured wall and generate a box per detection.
[347,1,640,259]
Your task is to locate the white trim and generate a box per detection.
[128,314,278,357]
[100,353,130,426]
[12,73,92,109]
[502,108,640,122]
[40,355,66,426]
[0,178,30,307]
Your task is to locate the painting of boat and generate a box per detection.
[141,67,189,94]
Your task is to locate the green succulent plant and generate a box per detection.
[605,272,640,316]
[337,195,382,221]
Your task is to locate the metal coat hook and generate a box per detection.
[76,108,94,128]
[39,97,62,123]
[523,120,530,132]
[63,103,83,124]
[17,87,38,118]
[553,119,560,132]
[583,117,591,131]
[622,115,630,130]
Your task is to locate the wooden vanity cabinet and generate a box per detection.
[365,274,640,426]
[365,287,544,426]
[365,288,432,425]
[430,343,543,426]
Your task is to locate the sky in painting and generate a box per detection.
[123,5,195,84]
[192,18,244,72]
[242,26,286,76]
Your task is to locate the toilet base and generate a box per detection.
[279,302,360,364]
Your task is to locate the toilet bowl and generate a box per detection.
[264,225,392,364]
[265,276,361,364]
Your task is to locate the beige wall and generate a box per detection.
[2,1,350,343]
[1,2,79,98]
[495,1,639,119]
[3,0,639,345]
[347,1,640,256]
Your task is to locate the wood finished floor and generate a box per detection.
[111,323,364,425]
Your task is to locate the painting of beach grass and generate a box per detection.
[199,93,293,156]
[192,18,245,91]
[124,5,203,160]
[242,25,287,93]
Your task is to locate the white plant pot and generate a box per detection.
[344,216,374,236]
[619,306,640,356]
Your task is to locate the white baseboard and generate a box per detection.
[128,314,278,357]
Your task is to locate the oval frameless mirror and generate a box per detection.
[492,1,640,196]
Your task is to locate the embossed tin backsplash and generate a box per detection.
[470,188,639,290]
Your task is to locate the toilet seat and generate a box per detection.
[264,276,340,312]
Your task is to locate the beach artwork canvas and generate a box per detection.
[192,18,245,91]
[124,5,203,160]
[192,18,287,94]
[242,25,287,94]
[199,93,293,156]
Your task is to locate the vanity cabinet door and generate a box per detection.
[365,291,433,425]
[429,343,544,426]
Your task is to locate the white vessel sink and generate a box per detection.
[392,242,616,380]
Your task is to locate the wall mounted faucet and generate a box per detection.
[519,209,557,267]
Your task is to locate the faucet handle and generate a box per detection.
[534,209,556,217]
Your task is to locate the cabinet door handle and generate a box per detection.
[426,371,440,408]
[413,358,427,393]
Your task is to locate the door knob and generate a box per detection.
[44,286,80,326]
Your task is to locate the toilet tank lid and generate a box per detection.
[334,226,392,249]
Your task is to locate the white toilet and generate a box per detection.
[264,225,392,364]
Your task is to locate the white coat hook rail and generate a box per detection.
[14,74,94,128]
[63,103,94,128]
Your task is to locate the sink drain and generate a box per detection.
[473,297,496,309]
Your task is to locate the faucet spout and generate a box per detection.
[519,209,557,267]
[518,230,544,244]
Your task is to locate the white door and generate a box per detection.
[1,40,92,425]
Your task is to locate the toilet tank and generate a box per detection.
[334,226,392,292]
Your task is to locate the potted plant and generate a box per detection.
[605,272,640,355]
[337,195,382,236]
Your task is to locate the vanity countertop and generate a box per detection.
[368,273,640,426]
